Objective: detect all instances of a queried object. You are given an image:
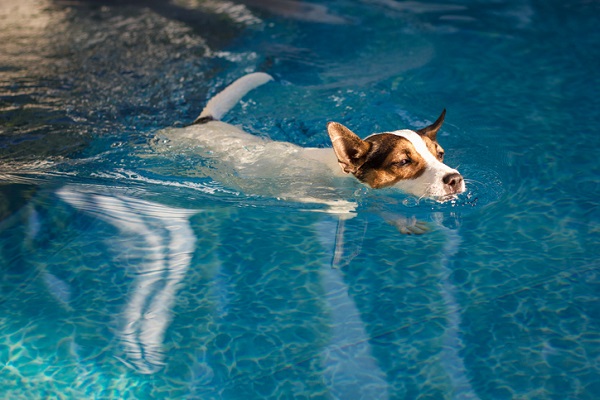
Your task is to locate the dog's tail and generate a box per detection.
[193,72,274,125]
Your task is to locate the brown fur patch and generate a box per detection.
[326,121,448,189]
[421,135,445,162]
[355,134,429,189]
[327,122,371,174]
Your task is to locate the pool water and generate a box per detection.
[1,0,599,398]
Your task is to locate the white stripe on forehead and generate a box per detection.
[390,130,439,164]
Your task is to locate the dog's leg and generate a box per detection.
[331,217,346,268]
[330,216,367,268]
[378,211,430,235]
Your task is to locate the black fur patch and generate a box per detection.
[192,115,214,125]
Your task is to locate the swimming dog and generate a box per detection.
[152,72,465,213]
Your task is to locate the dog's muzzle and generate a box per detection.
[443,172,465,195]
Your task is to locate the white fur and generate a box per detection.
[152,121,356,212]
[152,73,463,213]
[198,72,273,120]
[391,130,464,198]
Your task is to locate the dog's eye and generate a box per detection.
[437,151,444,160]
[393,159,411,167]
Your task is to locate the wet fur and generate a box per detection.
[153,73,465,215]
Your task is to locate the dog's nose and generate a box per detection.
[443,172,464,192]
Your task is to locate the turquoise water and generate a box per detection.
[1,0,599,398]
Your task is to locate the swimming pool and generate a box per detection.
[1,0,598,398]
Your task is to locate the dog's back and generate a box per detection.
[151,72,464,210]
[151,74,354,208]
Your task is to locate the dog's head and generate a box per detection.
[327,110,465,200]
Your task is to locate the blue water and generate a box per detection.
[1,0,599,398]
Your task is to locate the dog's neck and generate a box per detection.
[301,147,346,176]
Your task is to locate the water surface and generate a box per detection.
[1,0,599,398]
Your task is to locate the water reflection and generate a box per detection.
[0,179,483,398]
[321,215,478,399]
[54,184,385,386]
[52,184,476,394]
[435,221,480,400]
[317,218,390,399]
[56,185,198,374]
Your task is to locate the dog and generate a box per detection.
[151,72,465,214]
[45,76,467,375]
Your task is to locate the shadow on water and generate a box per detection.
[0,183,37,221]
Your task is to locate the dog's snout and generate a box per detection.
[443,172,464,192]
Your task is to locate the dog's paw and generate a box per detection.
[391,216,430,235]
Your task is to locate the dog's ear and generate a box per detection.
[327,122,371,174]
[416,109,446,141]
